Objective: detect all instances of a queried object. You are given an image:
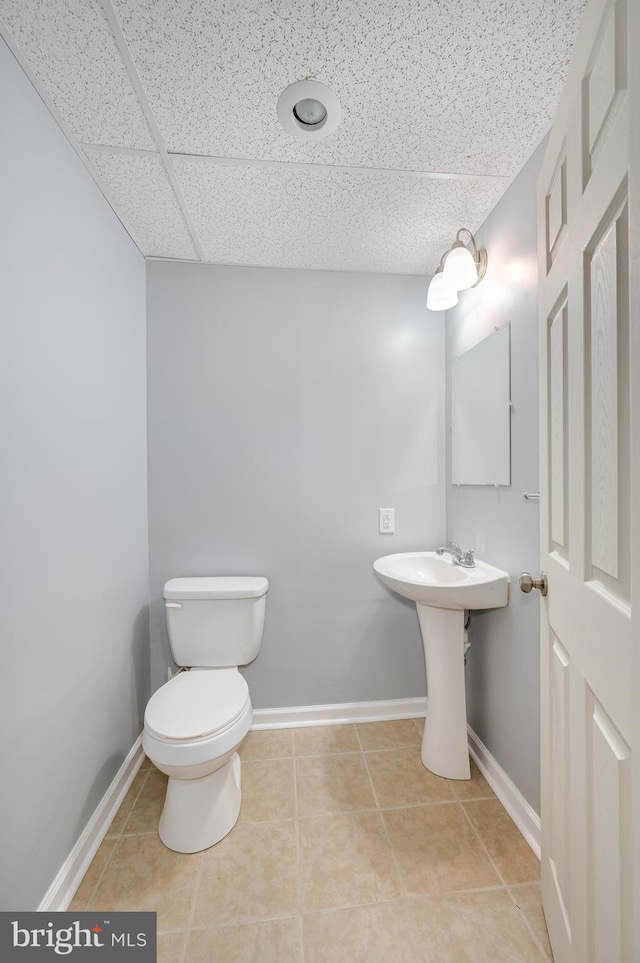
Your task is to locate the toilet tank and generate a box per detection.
[164,576,268,668]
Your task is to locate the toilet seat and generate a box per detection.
[145,669,250,743]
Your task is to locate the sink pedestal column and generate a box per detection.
[416,604,470,780]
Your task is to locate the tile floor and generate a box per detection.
[70,719,553,962]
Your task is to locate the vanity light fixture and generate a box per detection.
[277,80,342,142]
[426,228,488,311]
[426,265,458,311]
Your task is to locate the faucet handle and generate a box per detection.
[448,539,462,554]
[463,549,475,564]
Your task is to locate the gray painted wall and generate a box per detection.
[147,262,445,706]
[445,138,547,812]
[0,40,149,909]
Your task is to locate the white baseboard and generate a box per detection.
[253,697,541,859]
[38,736,146,911]
[252,696,428,728]
[466,725,541,859]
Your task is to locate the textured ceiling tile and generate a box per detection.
[0,0,155,149]
[85,150,198,259]
[114,0,585,175]
[1,0,587,274]
[172,158,507,274]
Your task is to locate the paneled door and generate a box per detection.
[537,0,639,959]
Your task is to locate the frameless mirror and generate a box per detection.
[451,323,511,486]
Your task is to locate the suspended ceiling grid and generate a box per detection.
[0,0,586,274]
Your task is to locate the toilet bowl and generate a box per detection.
[142,576,268,853]
[143,668,252,852]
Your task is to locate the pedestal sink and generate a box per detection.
[373,552,509,779]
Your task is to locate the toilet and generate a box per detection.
[142,575,268,853]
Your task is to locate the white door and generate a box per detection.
[537,0,639,959]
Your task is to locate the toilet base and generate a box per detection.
[158,752,242,853]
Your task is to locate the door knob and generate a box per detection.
[519,572,548,597]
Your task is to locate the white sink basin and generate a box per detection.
[373,552,509,611]
[373,551,510,780]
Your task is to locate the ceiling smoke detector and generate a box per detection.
[277,80,341,141]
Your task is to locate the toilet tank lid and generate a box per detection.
[163,576,269,600]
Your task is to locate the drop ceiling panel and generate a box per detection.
[0,0,154,149]
[0,0,587,271]
[172,158,507,273]
[113,0,585,175]
[84,150,198,259]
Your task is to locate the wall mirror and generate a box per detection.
[451,323,511,486]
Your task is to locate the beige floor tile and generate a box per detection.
[356,719,422,751]
[118,768,150,813]
[303,901,423,963]
[366,748,456,808]
[192,820,298,925]
[70,728,547,963]
[157,930,187,963]
[299,811,400,911]
[410,890,546,962]
[85,833,202,933]
[186,918,302,962]
[141,755,154,770]
[68,839,117,910]
[105,806,131,839]
[447,760,496,801]
[511,883,554,960]
[238,729,294,760]
[384,803,501,895]
[237,758,295,824]
[122,768,168,835]
[463,799,540,885]
[294,724,359,756]
[296,753,376,817]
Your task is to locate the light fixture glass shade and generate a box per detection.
[293,98,327,126]
[443,244,478,291]
[427,271,458,311]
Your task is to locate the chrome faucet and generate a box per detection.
[435,540,475,568]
